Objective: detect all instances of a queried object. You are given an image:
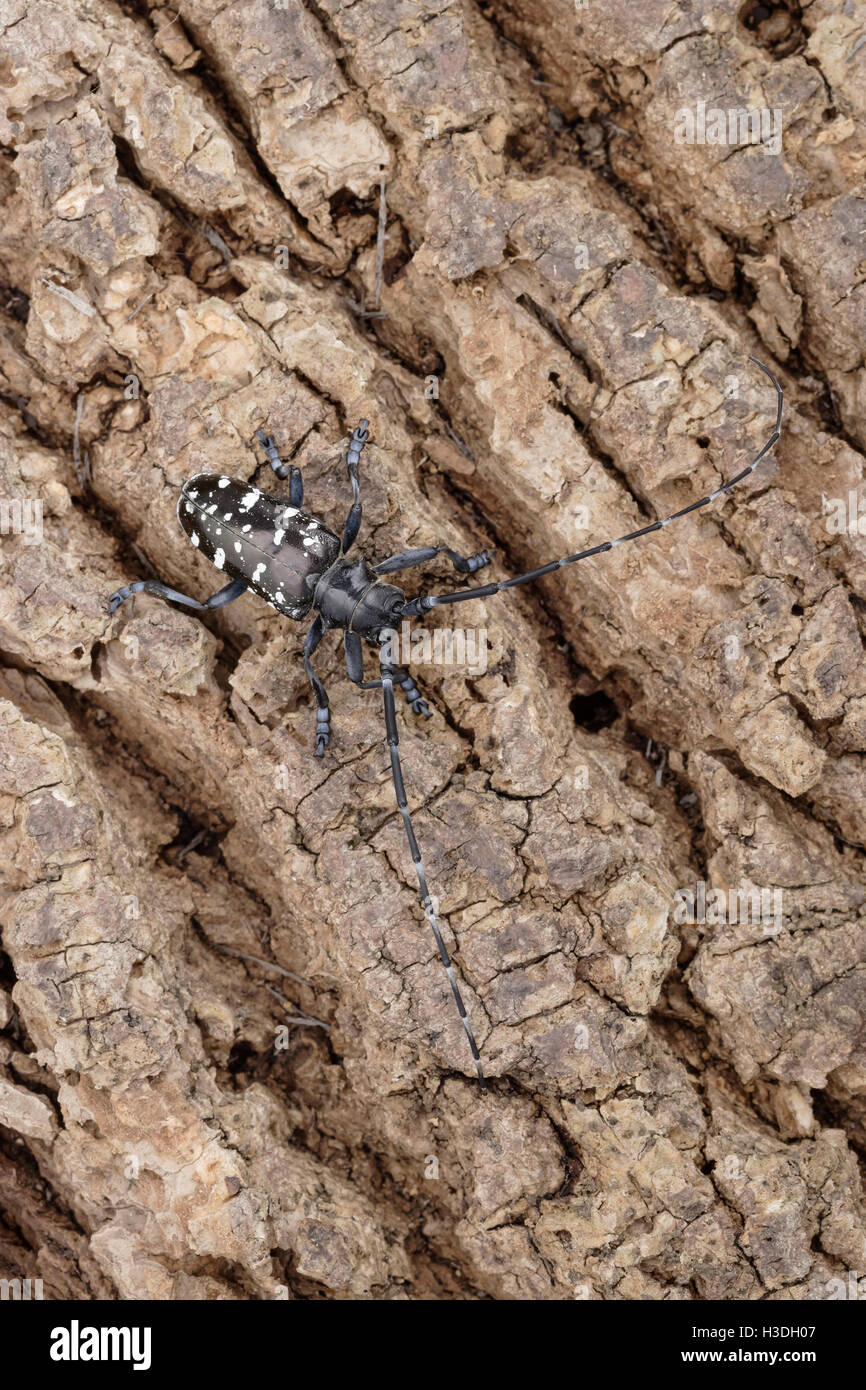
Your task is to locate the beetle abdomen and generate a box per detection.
[178,474,340,619]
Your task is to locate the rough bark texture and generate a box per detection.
[1,0,865,1301]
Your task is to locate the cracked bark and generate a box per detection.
[0,0,865,1301]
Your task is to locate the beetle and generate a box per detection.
[108,357,783,1088]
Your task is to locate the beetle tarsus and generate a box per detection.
[458,548,494,574]
[397,673,431,718]
[108,586,130,614]
[315,705,331,757]
[349,419,369,451]
[257,430,305,503]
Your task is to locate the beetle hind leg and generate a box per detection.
[108,578,247,616]
[255,429,303,507]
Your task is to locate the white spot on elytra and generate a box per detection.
[234,542,242,553]
[214,548,225,569]
[274,528,284,545]
[240,490,259,511]
[218,478,230,488]
[281,508,298,520]
[223,513,232,521]
[303,536,318,548]
[252,563,265,581]
[191,533,200,547]
[242,525,251,533]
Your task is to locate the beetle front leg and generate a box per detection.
[395,670,431,718]
[374,544,493,577]
[345,633,431,719]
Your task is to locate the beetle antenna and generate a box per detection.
[402,357,783,617]
[378,643,487,1087]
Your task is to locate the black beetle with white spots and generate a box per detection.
[109,358,783,1087]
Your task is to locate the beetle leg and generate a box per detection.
[345,631,432,719]
[108,578,247,616]
[344,629,365,684]
[374,544,493,577]
[304,615,331,756]
[395,670,431,718]
[340,420,369,554]
[255,429,303,506]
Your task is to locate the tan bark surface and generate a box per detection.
[0,0,865,1300]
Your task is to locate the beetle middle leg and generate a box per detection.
[344,631,431,717]
[304,615,332,756]
[108,577,247,616]
[374,544,493,577]
[255,429,303,507]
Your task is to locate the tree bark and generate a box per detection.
[0,0,865,1300]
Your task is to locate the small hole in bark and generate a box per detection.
[328,186,374,231]
[227,1040,256,1073]
[696,436,710,448]
[738,1,805,56]
[569,690,619,731]
[0,285,29,321]
[0,947,16,994]
[161,814,223,864]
